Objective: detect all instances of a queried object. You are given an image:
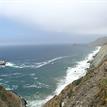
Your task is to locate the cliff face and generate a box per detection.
[0,86,26,107]
[44,45,107,107]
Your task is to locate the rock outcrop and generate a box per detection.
[0,85,27,107]
[44,44,107,107]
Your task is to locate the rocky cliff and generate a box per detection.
[0,85,27,107]
[44,44,107,107]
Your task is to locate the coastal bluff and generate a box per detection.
[44,44,107,107]
[0,85,26,107]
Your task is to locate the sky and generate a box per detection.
[0,0,107,45]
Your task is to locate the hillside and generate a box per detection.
[44,44,107,107]
[0,86,26,107]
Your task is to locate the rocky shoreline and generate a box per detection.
[0,43,107,107]
[44,44,107,107]
[0,85,27,107]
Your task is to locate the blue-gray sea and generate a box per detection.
[0,45,96,107]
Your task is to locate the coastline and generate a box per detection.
[55,46,101,95]
[43,46,101,107]
[43,46,103,107]
[0,45,104,107]
[0,45,94,107]
[0,46,101,107]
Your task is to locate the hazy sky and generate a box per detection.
[0,0,107,45]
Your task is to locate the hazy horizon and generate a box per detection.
[0,0,107,45]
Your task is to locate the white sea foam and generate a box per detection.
[0,73,21,77]
[24,84,40,88]
[55,46,101,94]
[28,95,53,107]
[35,56,67,68]
[6,62,23,68]
[24,82,49,89]
[6,56,67,69]
[28,46,101,107]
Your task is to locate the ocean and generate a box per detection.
[0,44,100,107]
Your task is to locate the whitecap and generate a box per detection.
[33,77,38,80]
[24,84,40,88]
[30,73,35,76]
[11,85,18,90]
[0,79,3,81]
[34,56,68,68]
[24,82,49,89]
[0,73,21,77]
[6,62,23,68]
[28,46,101,107]
[55,46,101,95]
[5,56,68,69]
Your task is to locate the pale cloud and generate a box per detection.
[0,0,107,35]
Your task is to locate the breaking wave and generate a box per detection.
[6,56,68,69]
[28,46,101,107]
[55,46,101,94]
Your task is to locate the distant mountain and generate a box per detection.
[89,36,107,46]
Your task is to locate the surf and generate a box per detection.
[5,56,68,69]
[28,46,101,107]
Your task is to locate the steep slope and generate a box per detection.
[0,85,26,107]
[44,45,107,107]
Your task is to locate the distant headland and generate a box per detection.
[44,37,107,107]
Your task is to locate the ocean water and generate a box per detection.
[0,45,100,107]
